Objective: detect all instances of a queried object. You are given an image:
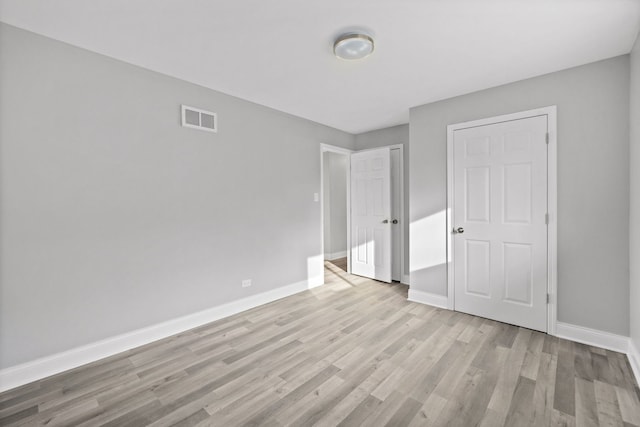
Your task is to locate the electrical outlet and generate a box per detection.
[242,279,252,288]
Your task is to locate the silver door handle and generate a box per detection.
[382,219,389,224]
[452,227,464,234]
[392,219,398,224]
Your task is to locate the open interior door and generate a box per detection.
[350,148,392,283]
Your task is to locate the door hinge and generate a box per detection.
[545,213,549,224]
[545,132,549,144]
[547,293,550,304]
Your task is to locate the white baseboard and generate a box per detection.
[0,278,321,393]
[4,283,638,394]
[326,251,347,261]
[555,322,629,353]
[555,322,640,386]
[407,289,448,309]
[307,275,324,288]
[628,338,640,386]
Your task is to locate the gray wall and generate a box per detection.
[630,34,640,348]
[323,152,348,258]
[0,24,355,368]
[409,56,630,335]
[355,125,410,278]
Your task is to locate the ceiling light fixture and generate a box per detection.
[333,33,374,60]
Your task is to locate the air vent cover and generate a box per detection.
[181,105,217,133]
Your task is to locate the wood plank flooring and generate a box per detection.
[328,257,347,272]
[1,259,639,426]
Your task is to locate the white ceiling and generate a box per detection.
[1,0,639,134]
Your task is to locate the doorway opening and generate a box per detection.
[322,150,350,272]
[320,144,405,283]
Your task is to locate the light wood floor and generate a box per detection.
[2,260,639,426]
[329,257,347,272]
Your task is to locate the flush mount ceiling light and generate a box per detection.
[333,33,374,60]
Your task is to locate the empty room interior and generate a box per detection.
[2,0,640,425]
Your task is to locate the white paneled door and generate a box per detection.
[452,115,548,332]
[351,148,392,283]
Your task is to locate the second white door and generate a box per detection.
[351,147,392,283]
[452,115,548,332]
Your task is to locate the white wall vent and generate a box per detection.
[181,105,217,133]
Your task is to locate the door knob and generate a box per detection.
[392,219,398,224]
[452,227,464,234]
[382,219,389,224]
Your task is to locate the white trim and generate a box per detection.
[402,274,410,286]
[555,322,629,354]
[390,144,406,284]
[546,108,558,335]
[446,126,455,310]
[0,278,320,393]
[446,106,558,333]
[556,323,640,386]
[320,144,353,277]
[320,143,353,156]
[307,275,324,288]
[628,339,640,386]
[408,289,449,309]
[325,250,348,260]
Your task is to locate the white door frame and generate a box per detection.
[320,143,406,284]
[320,143,353,274]
[391,145,406,284]
[446,106,557,335]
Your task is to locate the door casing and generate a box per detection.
[319,143,405,283]
[446,106,558,335]
[320,144,353,273]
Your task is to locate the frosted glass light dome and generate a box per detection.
[333,33,374,60]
